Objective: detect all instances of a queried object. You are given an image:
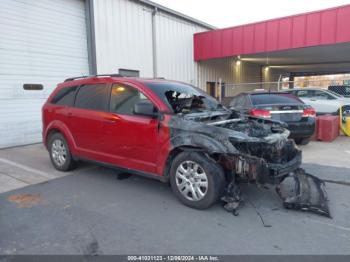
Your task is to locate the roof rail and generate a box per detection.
[64,74,123,82]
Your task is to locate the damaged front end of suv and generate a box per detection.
[168,108,330,218]
[145,81,330,217]
[211,117,329,217]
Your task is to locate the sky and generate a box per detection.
[151,0,350,28]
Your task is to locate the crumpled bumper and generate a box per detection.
[222,166,330,218]
[276,168,331,217]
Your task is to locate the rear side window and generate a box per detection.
[110,84,151,115]
[250,94,302,105]
[51,86,78,106]
[295,90,310,97]
[75,84,109,111]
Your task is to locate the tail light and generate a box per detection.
[249,108,271,118]
[303,107,316,118]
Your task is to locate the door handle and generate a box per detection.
[103,115,119,123]
[66,112,73,117]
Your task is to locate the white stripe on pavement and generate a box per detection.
[345,151,350,154]
[308,218,350,232]
[0,157,54,179]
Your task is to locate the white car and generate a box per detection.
[283,88,350,116]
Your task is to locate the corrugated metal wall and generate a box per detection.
[197,58,234,89]
[0,0,89,148]
[93,0,154,76]
[155,11,206,84]
[93,0,209,84]
[197,58,266,96]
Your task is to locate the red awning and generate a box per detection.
[194,4,350,61]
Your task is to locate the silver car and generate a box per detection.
[282,87,350,116]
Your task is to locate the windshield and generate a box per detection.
[145,82,223,114]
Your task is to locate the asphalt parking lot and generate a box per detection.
[0,137,350,255]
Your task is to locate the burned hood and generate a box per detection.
[167,111,291,154]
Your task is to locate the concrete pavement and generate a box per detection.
[0,137,349,255]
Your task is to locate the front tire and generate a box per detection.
[169,151,225,210]
[48,133,76,171]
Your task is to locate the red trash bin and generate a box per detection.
[310,116,319,141]
[317,115,340,142]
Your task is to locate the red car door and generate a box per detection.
[100,83,160,174]
[66,83,110,160]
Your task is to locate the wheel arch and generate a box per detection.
[44,121,77,153]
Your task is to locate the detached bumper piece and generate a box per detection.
[222,168,330,218]
[276,168,331,218]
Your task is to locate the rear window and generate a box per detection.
[250,93,302,105]
[51,86,78,106]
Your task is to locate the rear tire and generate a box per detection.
[294,137,310,146]
[169,151,225,210]
[48,133,76,171]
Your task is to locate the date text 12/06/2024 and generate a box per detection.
[127,256,220,261]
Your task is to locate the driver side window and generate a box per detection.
[110,84,152,115]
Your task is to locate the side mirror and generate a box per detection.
[133,100,158,118]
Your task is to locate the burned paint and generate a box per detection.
[166,110,330,217]
[145,81,330,217]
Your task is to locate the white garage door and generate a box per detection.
[0,0,90,148]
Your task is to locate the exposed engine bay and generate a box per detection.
[207,116,331,217]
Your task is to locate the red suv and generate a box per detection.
[42,75,329,216]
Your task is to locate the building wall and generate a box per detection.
[197,58,235,90]
[93,0,208,84]
[155,11,206,84]
[197,58,266,97]
[93,0,154,76]
[262,67,288,91]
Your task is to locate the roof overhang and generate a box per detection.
[194,4,350,65]
[137,0,216,30]
[239,42,350,74]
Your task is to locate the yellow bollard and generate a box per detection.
[345,117,350,135]
[340,106,350,136]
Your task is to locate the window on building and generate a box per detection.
[110,84,151,115]
[23,84,44,90]
[75,84,109,111]
[51,86,78,106]
[118,68,140,77]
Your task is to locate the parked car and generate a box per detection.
[282,87,350,116]
[229,92,316,145]
[42,75,329,216]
